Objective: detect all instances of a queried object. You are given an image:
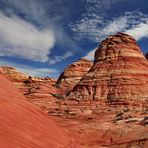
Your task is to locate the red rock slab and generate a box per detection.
[0,73,71,148]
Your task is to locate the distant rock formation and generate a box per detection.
[56,58,93,94]
[33,76,56,82]
[0,66,58,110]
[0,66,28,82]
[68,33,148,104]
[0,71,71,147]
[146,52,148,60]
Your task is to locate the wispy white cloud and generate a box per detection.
[78,10,148,60]
[70,0,125,41]
[0,0,79,63]
[0,12,55,62]
[70,0,148,42]
[82,0,123,13]
[83,49,96,61]
[1,0,62,26]
[101,12,148,41]
[48,51,73,65]
[100,17,128,37]
[126,22,148,40]
[0,59,58,77]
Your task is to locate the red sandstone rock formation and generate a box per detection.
[24,77,58,110]
[33,76,56,82]
[0,71,71,148]
[1,66,58,111]
[0,66,28,82]
[68,33,148,104]
[56,58,93,94]
[146,52,148,60]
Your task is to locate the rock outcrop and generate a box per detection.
[0,66,58,111]
[0,71,71,147]
[146,52,148,60]
[0,66,28,82]
[23,77,58,110]
[56,58,93,94]
[68,33,148,104]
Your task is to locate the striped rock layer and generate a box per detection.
[68,33,148,103]
[56,58,93,94]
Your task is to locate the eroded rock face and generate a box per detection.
[0,72,71,148]
[0,66,28,82]
[23,77,58,110]
[68,33,148,104]
[146,52,148,60]
[56,58,93,94]
[0,66,58,111]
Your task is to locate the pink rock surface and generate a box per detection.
[0,72,71,148]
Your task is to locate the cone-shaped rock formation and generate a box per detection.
[68,33,148,104]
[56,58,93,94]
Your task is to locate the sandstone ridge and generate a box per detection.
[0,66,28,82]
[68,32,148,104]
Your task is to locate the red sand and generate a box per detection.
[0,73,71,148]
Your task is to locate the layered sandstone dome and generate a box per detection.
[0,71,71,147]
[56,58,93,94]
[68,33,148,103]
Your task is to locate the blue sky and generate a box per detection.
[0,0,148,78]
